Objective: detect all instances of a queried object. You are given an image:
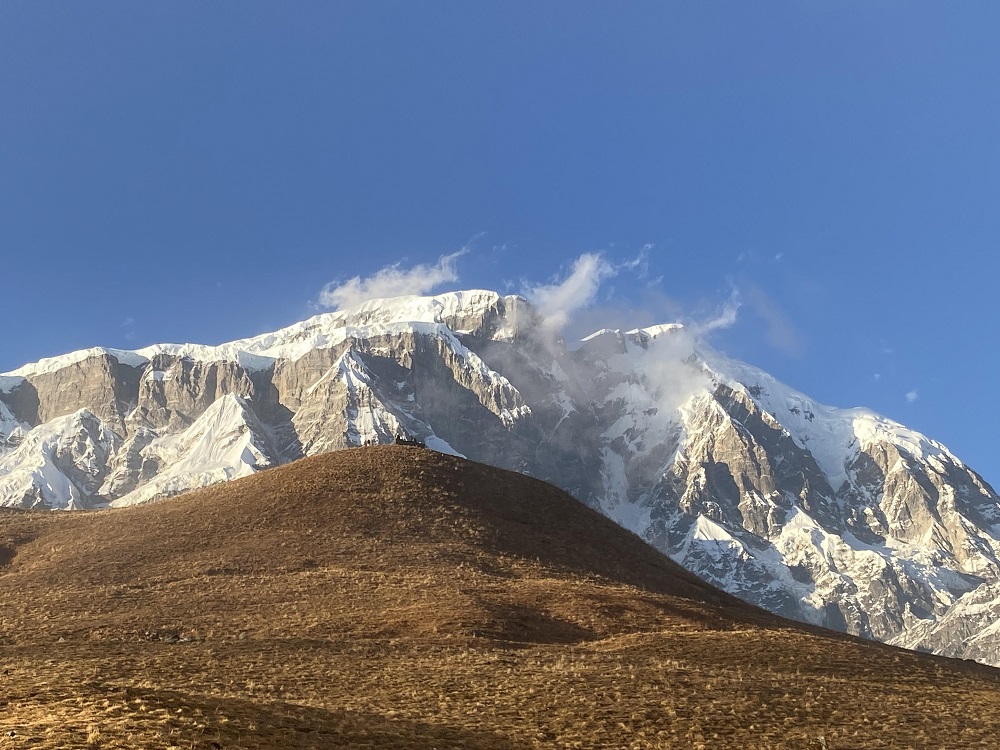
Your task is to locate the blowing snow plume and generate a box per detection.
[637,327,715,413]
[635,290,748,413]
[319,249,466,310]
[505,250,740,424]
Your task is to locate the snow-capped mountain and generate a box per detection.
[1,289,998,663]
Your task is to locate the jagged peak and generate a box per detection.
[626,323,685,340]
[580,328,623,343]
[581,323,685,343]
[25,407,108,434]
[184,393,261,432]
[700,348,960,484]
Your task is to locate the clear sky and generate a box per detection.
[3,4,1000,482]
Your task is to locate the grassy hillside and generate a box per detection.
[0,446,997,748]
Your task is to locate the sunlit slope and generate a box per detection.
[1,446,999,749]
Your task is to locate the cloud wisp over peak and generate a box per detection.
[318,249,467,311]
[523,252,618,332]
[690,290,742,338]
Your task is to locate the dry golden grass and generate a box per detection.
[0,445,998,748]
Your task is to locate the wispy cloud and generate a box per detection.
[318,249,467,311]
[741,282,804,357]
[316,246,794,366]
[121,317,137,343]
[524,252,617,332]
[906,389,919,403]
[690,289,742,337]
[621,244,653,279]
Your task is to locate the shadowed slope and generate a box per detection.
[1,446,1000,749]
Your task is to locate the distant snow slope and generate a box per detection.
[110,394,274,507]
[0,410,119,509]
[0,399,26,455]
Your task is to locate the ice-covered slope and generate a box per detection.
[0,399,27,456]
[3,290,1000,664]
[0,410,120,509]
[110,394,275,507]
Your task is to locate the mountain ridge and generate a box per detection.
[1,288,998,664]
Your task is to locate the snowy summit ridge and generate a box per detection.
[1,290,524,384]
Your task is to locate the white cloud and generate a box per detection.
[691,290,742,337]
[621,244,653,279]
[906,389,919,403]
[318,249,466,311]
[643,328,715,413]
[524,252,617,332]
[121,317,136,342]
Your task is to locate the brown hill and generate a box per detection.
[1,445,999,749]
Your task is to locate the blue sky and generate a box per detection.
[3,3,1000,482]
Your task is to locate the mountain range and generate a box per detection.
[2,289,998,664]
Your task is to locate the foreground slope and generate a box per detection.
[1,447,999,749]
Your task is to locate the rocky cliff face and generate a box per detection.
[3,289,1000,663]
